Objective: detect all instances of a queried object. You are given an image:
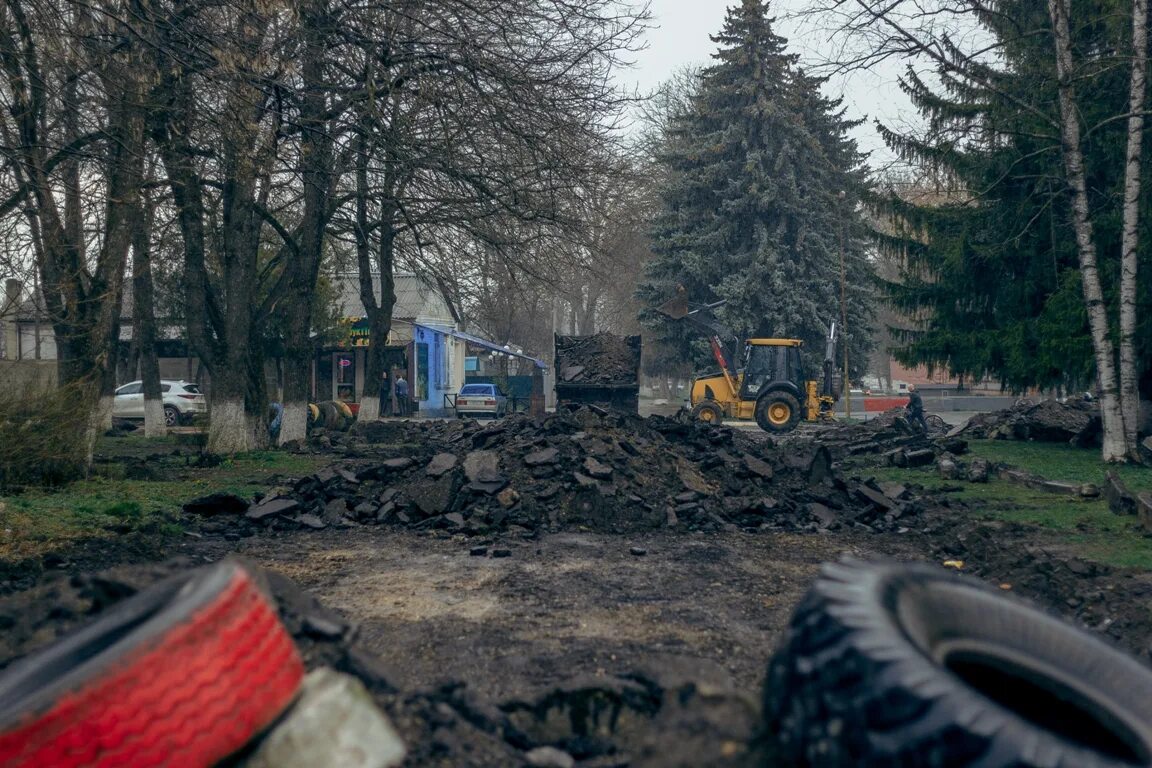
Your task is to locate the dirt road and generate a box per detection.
[232,527,871,700]
[199,524,931,766]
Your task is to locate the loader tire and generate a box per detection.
[318,401,341,430]
[334,399,355,430]
[755,392,801,433]
[691,401,724,426]
[0,560,304,768]
[762,559,1152,768]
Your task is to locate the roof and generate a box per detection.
[330,272,454,324]
[10,285,135,321]
[443,327,547,369]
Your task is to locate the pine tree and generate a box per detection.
[638,0,875,377]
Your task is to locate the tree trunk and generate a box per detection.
[357,230,398,422]
[132,201,165,437]
[1120,0,1148,455]
[578,285,600,335]
[352,123,400,422]
[1048,0,1130,461]
[145,0,281,454]
[278,345,311,445]
[275,0,333,445]
[206,352,267,454]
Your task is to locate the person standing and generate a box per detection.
[906,384,927,432]
[395,375,409,417]
[378,370,392,418]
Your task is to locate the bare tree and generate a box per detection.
[0,0,149,458]
[334,0,649,421]
[138,0,349,451]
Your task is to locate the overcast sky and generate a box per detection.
[622,0,917,168]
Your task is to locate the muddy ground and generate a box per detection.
[3,413,1152,766]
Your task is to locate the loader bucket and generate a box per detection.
[656,288,689,320]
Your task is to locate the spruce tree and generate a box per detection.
[875,0,1148,396]
[638,0,874,377]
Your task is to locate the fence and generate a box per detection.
[0,359,57,395]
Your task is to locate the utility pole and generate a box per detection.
[838,191,850,420]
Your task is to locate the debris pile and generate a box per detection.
[959,398,1101,446]
[925,521,1152,655]
[210,407,929,536]
[807,408,960,463]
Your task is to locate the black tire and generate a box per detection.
[163,405,180,427]
[691,401,724,426]
[755,392,801,433]
[762,559,1152,768]
[926,413,948,432]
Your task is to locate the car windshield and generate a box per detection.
[182,384,201,394]
[460,384,494,395]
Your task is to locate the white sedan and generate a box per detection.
[454,383,508,419]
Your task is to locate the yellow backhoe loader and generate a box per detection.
[656,288,839,433]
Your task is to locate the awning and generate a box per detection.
[444,328,547,369]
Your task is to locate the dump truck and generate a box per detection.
[554,332,641,414]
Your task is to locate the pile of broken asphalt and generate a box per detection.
[225,406,944,538]
[7,406,1152,766]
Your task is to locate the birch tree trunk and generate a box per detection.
[1048,0,1130,461]
[1120,0,1148,457]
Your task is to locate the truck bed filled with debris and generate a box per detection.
[554,332,641,413]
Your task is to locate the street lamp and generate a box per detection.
[838,190,849,421]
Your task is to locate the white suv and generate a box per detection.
[113,380,207,427]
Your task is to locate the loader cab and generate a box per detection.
[739,339,805,401]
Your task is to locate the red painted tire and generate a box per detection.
[0,561,304,768]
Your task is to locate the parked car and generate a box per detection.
[454,383,508,419]
[112,380,207,426]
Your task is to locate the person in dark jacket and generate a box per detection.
[906,384,927,432]
[378,370,392,417]
[395,375,409,417]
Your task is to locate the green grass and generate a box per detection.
[859,439,1152,570]
[964,440,1152,493]
[0,442,330,560]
